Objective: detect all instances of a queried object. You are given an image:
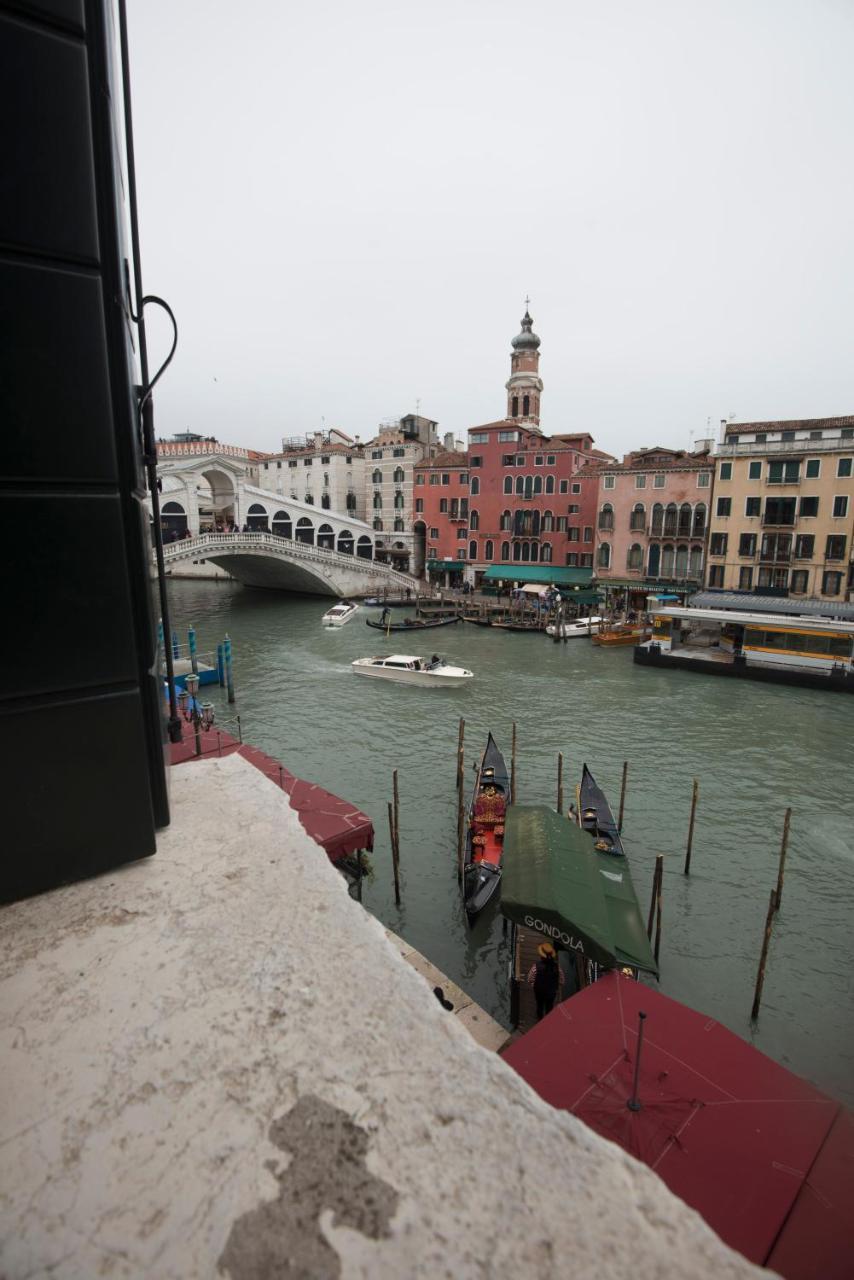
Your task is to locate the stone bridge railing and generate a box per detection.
[162,531,419,590]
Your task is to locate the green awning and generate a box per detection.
[560,589,602,605]
[426,558,461,570]
[599,579,695,592]
[501,806,658,975]
[482,566,593,586]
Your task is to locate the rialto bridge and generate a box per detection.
[151,450,419,596]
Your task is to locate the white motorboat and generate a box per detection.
[351,654,474,687]
[545,615,604,639]
[321,600,359,627]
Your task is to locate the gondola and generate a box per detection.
[463,733,509,918]
[579,763,624,856]
[365,615,460,632]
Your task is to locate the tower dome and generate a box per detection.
[511,310,541,351]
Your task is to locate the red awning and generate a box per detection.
[502,972,853,1277]
[169,730,373,861]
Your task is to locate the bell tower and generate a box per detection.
[505,303,543,426]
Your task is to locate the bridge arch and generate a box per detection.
[317,523,335,550]
[272,509,291,539]
[295,516,314,545]
[201,467,237,529]
[357,535,372,559]
[337,529,354,555]
[161,501,187,539]
[247,502,269,531]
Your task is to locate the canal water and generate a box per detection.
[166,579,854,1106]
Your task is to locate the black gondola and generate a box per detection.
[579,763,624,856]
[463,733,510,918]
[365,615,460,632]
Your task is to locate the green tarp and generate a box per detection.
[501,806,658,975]
[481,566,593,586]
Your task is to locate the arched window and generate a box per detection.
[357,535,373,559]
[470,476,480,496]
[689,546,703,578]
[337,529,354,555]
[530,542,539,562]
[651,503,664,535]
[531,510,541,537]
[394,517,404,531]
[541,542,552,563]
[323,473,330,488]
[630,502,645,531]
[247,503,268,531]
[515,475,524,496]
[372,469,382,485]
[533,475,542,496]
[598,503,614,531]
[678,503,692,537]
[321,493,331,509]
[373,518,383,531]
[542,510,553,532]
[504,476,513,495]
[469,540,477,560]
[393,467,405,483]
[304,493,314,505]
[272,510,291,539]
[161,501,187,536]
[693,504,706,536]
[501,541,510,561]
[598,541,611,568]
[317,523,335,550]
[394,490,404,509]
[648,543,661,576]
[511,395,519,417]
[513,541,522,561]
[470,510,479,530]
[524,475,534,500]
[545,475,555,495]
[521,541,530,561]
[500,510,511,531]
[295,516,314,545]
[627,542,643,570]
[485,539,494,560]
[661,543,675,576]
[664,504,678,537]
[373,492,382,509]
[675,544,689,577]
[523,394,530,416]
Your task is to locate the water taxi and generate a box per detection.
[545,615,603,639]
[591,622,649,646]
[351,654,474,687]
[635,606,854,692]
[321,600,359,627]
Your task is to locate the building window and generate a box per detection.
[568,527,579,543]
[799,496,819,517]
[393,467,405,483]
[708,565,725,587]
[499,430,518,442]
[502,454,515,467]
[415,498,424,513]
[516,455,525,466]
[781,431,795,442]
[566,553,579,566]
[467,539,477,559]
[635,474,647,488]
[373,493,382,510]
[697,472,711,488]
[416,474,425,485]
[837,458,853,478]
[501,541,510,560]
[580,553,593,568]
[534,454,543,466]
[371,450,382,459]
[469,432,489,443]
[738,567,753,589]
[460,473,468,484]
[719,462,732,481]
[805,459,821,479]
[303,458,312,466]
[289,460,298,469]
[304,494,314,504]
[500,510,511,531]
[430,527,439,539]
[833,495,849,518]
[439,498,448,513]
[568,504,580,514]
[571,482,581,494]
[559,480,568,494]
[503,476,513,494]
[470,510,479,530]
[470,477,480,495]
[523,395,530,416]
[372,469,382,484]
[768,460,800,484]
[763,501,796,531]
[794,534,814,559]
[755,433,767,443]
[485,540,494,559]
[373,518,383,531]
[394,518,404,532]
[321,494,330,509]
[738,533,756,557]
[603,475,615,490]
[822,571,843,595]
[457,549,466,560]
[710,532,728,556]
[545,475,555,494]
[598,503,614,531]
[748,461,761,480]
[457,528,467,540]
[583,526,593,543]
[511,396,519,417]
[598,542,611,568]
[627,543,643,570]
[716,497,731,517]
[653,473,665,488]
[745,496,761,517]
[555,516,567,532]
[629,503,645,531]
[826,535,847,560]
[441,474,450,486]
[393,447,405,458]
[790,570,808,593]
[470,456,483,468]
[429,475,439,486]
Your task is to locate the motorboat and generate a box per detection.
[463,733,509,918]
[546,615,603,639]
[321,600,359,627]
[351,654,473,687]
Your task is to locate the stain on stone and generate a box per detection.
[219,1094,398,1280]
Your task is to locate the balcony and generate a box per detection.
[761,513,797,526]
[758,553,792,565]
[648,525,707,540]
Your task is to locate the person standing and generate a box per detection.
[527,942,564,1020]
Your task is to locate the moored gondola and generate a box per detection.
[579,763,623,855]
[463,733,509,918]
[365,615,460,632]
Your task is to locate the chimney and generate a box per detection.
[443,432,455,452]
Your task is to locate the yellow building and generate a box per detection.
[707,416,854,602]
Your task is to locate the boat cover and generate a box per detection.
[502,971,853,1278]
[500,806,657,975]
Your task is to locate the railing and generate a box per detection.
[718,437,850,456]
[758,552,792,565]
[162,532,418,586]
[649,525,707,539]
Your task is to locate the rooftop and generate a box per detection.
[724,416,854,436]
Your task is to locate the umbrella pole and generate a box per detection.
[627,1011,648,1112]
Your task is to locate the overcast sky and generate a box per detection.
[129,0,854,458]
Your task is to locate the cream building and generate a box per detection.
[260,428,365,523]
[707,416,854,603]
[365,413,440,576]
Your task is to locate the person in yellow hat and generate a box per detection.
[526,941,564,1020]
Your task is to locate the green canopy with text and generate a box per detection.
[501,805,658,975]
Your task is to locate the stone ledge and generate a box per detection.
[0,754,761,1279]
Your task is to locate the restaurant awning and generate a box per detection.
[482,566,593,586]
[500,806,658,975]
[599,578,697,593]
[502,972,853,1278]
[425,558,460,570]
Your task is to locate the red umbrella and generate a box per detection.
[502,972,852,1277]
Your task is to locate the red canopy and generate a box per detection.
[169,730,373,861]
[502,972,853,1277]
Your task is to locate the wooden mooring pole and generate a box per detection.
[557,752,564,814]
[774,808,792,912]
[387,801,401,906]
[751,889,777,1020]
[683,779,699,875]
[392,768,400,867]
[510,722,517,804]
[617,761,628,833]
[654,871,663,966]
[647,855,663,940]
[456,717,465,789]
[456,770,465,886]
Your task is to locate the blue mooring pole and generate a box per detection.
[188,625,198,674]
[224,634,235,704]
[157,618,165,655]
[172,629,180,660]
[217,642,225,687]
